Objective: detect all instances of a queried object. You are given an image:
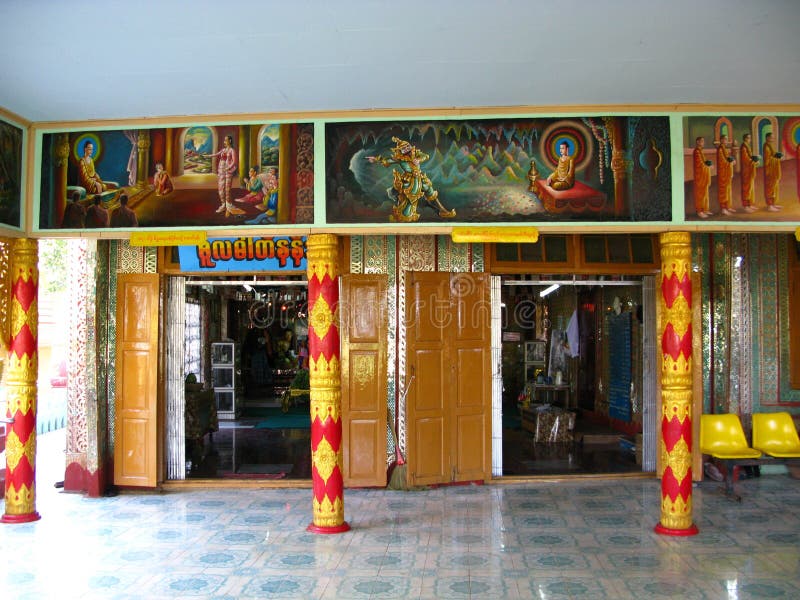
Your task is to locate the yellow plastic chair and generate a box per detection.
[752,412,800,458]
[700,414,762,500]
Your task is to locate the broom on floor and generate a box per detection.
[387,375,414,491]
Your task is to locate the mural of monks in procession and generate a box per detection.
[0,116,23,229]
[325,116,672,224]
[37,123,314,230]
[684,115,800,221]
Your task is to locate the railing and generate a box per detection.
[36,385,67,434]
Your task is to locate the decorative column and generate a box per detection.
[2,239,40,524]
[603,117,631,217]
[238,125,250,180]
[655,232,698,536]
[306,233,349,534]
[53,133,71,228]
[135,130,151,189]
[165,128,174,175]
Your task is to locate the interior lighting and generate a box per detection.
[539,284,560,298]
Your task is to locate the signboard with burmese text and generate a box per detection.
[178,236,306,272]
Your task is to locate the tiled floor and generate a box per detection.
[3,430,800,599]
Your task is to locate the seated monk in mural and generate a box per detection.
[546,141,575,190]
[152,163,174,196]
[79,140,118,195]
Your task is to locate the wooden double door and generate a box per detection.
[405,272,491,486]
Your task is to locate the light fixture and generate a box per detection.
[539,283,560,298]
[243,283,253,292]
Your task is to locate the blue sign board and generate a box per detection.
[178,236,306,272]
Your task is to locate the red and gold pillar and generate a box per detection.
[2,238,41,524]
[655,232,698,536]
[306,233,349,534]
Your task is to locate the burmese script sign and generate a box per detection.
[178,236,306,272]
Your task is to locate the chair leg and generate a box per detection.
[722,459,742,502]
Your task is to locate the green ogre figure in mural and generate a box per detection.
[367,136,456,222]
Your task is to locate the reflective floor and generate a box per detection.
[187,409,641,480]
[3,430,800,598]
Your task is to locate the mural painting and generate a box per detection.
[325,117,671,224]
[684,115,800,221]
[38,123,314,230]
[0,117,23,229]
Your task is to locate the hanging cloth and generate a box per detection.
[566,309,580,358]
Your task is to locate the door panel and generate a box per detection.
[450,273,491,482]
[414,417,446,482]
[341,274,388,487]
[114,274,159,487]
[347,420,383,481]
[455,348,486,408]
[455,413,486,475]
[406,273,450,486]
[406,272,491,486]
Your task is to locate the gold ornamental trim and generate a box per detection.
[11,297,38,341]
[3,385,36,415]
[5,430,36,472]
[353,354,376,390]
[312,438,340,483]
[661,356,691,384]
[659,231,692,249]
[451,226,539,244]
[308,295,334,340]
[307,233,340,282]
[661,393,692,423]
[659,495,693,530]
[664,438,691,483]
[661,298,691,323]
[311,396,341,423]
[4,482,35,515]
[312,495,345,527]
[309,355,341,379]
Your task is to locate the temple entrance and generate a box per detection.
[498,275,655,476]
[175,275,312,481]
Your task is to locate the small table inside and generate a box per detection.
[530,383,572,409]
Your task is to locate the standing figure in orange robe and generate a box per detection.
[717,135,736,215]
[693,137,713,218]
[739,133,759,212]
[762,132,783,212]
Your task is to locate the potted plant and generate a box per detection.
[185,373,203,393]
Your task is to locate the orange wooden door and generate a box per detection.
[340,274,388,487]
[114,274,159,487]
[405,272,491,486]
[406,272,450,485]
[450,273,491,482]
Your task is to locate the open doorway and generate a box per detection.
[500,275,652,476]
[179,276,311,481]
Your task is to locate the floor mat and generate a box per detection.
[254,415,310,429]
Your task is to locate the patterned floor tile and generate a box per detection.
[4,431,800,600]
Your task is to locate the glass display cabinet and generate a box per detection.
[211,342,238,420]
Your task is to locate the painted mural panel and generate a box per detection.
[0,116,23,229]
[325,117,671,224]
[684,115,800,221]
[37,123,314,230]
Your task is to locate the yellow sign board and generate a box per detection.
[129,231,207,247]
[451,226,540,244]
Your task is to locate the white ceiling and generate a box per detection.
[1,0,799,123]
